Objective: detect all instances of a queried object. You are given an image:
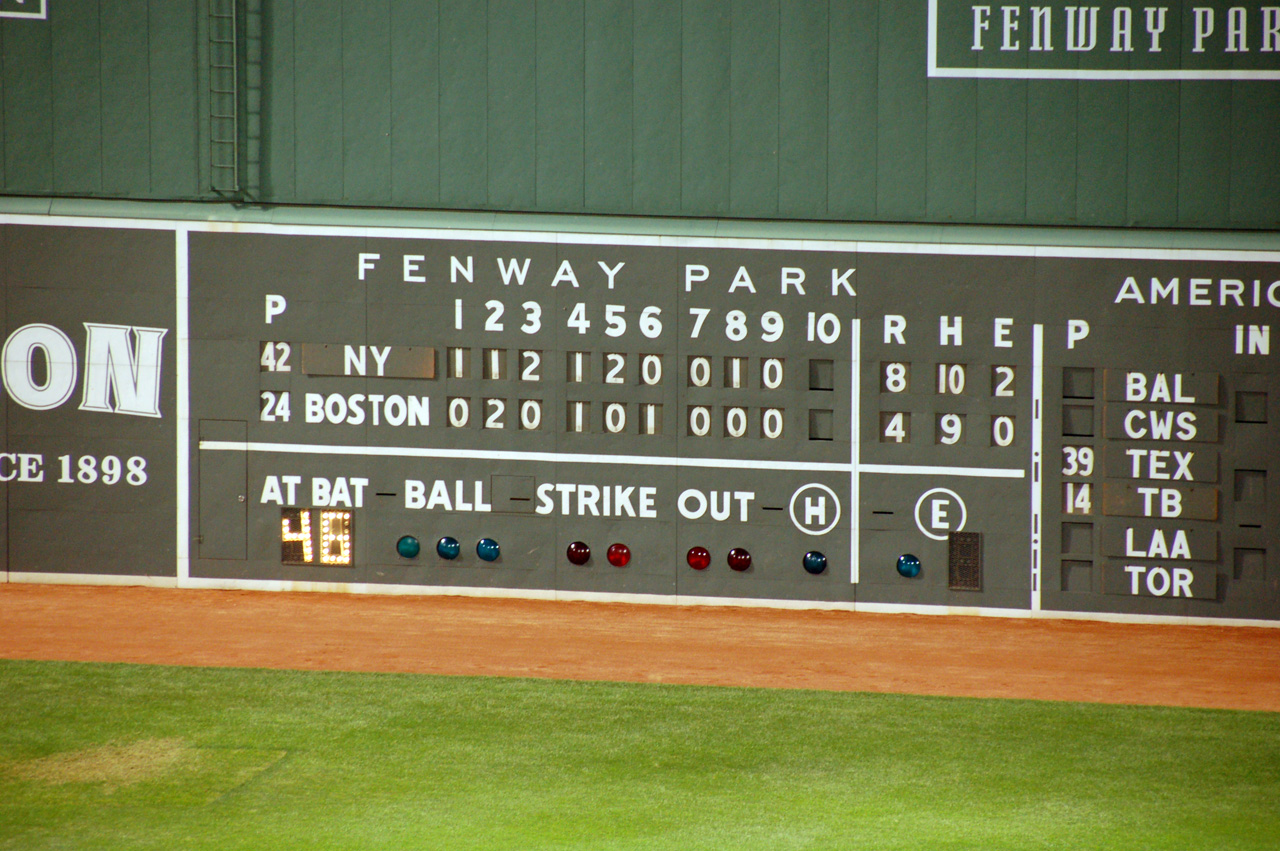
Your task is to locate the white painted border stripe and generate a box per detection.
[198,440,854,472]
[11,572,1279,628]
[9,572,179,588]
[0,0,48,20]
[931,67,1280,82]
[198,439,1026,480]
[176,228,190,584]
[1030,324,1044,612]
[850,318,861,585]
[926,0,940,78]
[2,213,1279,262]
[860,463,1025,479]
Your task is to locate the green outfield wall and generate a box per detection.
[1,1,1277,228]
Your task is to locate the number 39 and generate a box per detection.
[1061,446,1094,477]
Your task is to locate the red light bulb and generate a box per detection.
[686,546,711,570]
[566,541,591,565]
[727,547,752,571]
[606,543,631,567]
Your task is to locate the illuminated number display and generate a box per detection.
[281,508,354,566]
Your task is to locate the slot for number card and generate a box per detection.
[724,357,747,389]
[1063,482,1093,515]
[603,402,627,434]
[448,347,469,379]
[447,397,471,428]
[688,356,712,388]
[991,415,1016,447]
[567,401,590,433]
[991,365,1016,397]
[724,406,749,438]
[640,354,663,386]
[882,362,909,393]
[640,403,662,435]
[567,352,589,383]
[260,341,293,372]
[760,357,784,390]
[688,405,712,436]
[762,408,784,439]
[518,399,542,430]
[881,411,910,443]
[482,398,506,429]
[936,363,966,395]
[483,349,506,380]
[936,413,965,445]
[604,353,627,384]
[519,350,542,382]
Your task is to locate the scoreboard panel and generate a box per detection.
[189,231,858,603]
[2,214,1277,624]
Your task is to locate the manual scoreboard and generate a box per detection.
[2,217,1277,622]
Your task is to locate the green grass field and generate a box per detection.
[1,659,1277,850]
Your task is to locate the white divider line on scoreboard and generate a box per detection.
[197,441,853,472]
[858,464,1025,479]
[1031,324,1044,612]
[850,318,860,585]
[198,440,1026,480]
[175,227,191,585]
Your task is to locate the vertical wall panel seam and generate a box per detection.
[825,2,831,217]
[774,1,781,215]
[921,28,929,222]
[485,0,491,208]
[629,2,635,211]
[435,0,441,202]
[1172,84,1180,228]
[387,2,393,198]
[1122,81,1130,225]
[529,0,535,207]
[580,0,585,210]
[1226,84,1235,225]
[871,4,878,217]
[969,81,979,221]
[98,3,106,194]
[190,1,200,196]
[146,2,154,194]
[1169,80,1177,224]
[48,10,57,191]
[1022,81,1029,223]
[483,0,490,207]
[1074,80,1081,223]
[727,0,733,216]
[823,0,831,216]
[292,3,299,200]
[339,1,345,201]
[627,0,635,213]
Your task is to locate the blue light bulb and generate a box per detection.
[436,536,461,560]
[803,551,827,575]
[396,536,421,559]
[476,538,500,562]
[897,554,921,578]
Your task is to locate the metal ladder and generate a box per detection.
[209,0,239,194]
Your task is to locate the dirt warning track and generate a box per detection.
[2,584,1277,711]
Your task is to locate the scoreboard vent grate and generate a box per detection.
[948,532,983,592]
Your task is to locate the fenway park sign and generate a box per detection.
[929,0,1280,78]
